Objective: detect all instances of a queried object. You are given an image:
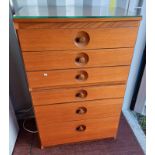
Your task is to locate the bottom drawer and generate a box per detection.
[37,116,120,147]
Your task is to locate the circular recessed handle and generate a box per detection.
[75,53,89,66]
[75,90,87,99]
[75,36,86,44]
[75,71,88,81]
[74,31,90,48]
[76,107,87,115]
[76,125,86,132]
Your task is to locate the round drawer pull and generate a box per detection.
[76,107,87,115]
[76,125,86,132]
[75,90,87,99]
[74,31,90,48]
[75,53,89,66]
[75,71,88,81]
[75,36,86,43]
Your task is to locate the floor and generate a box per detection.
[13,114,144,155]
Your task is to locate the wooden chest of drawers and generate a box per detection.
[14,17,141,148]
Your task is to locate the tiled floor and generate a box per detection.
[13,114,144,155]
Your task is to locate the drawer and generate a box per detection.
[17,27,138,51]
[34,98,123,123]
[23,48,133,71]
[31,84,126,106]
[37,116,120,147]
[27,66,130,89]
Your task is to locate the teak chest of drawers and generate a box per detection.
[14,17,141,148]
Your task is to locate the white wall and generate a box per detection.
[9,98,19,155]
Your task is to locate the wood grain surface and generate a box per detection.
[15,21,139,29]
[31,84,126,106]
[17,27,138,51]
[34,98,123,123]
[27,66,130,89]
[23,48,133,71]
[36,116,120,147]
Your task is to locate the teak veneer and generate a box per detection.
[14,17,141,148]
[23,48,133,71]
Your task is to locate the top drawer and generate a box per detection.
[17,27,139,51]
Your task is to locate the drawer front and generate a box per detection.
[17,27,138,51]
[23,48,133,71]
[34,98,123,123]
[37,116,120,147]
[27,66,129,89]
[31,84,126,106]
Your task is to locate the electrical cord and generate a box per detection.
[23,118,38,134]
[16,106,33,114]
[16,106,38,133]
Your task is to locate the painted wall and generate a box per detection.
[9,97,19,155]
